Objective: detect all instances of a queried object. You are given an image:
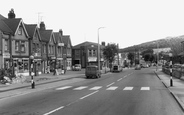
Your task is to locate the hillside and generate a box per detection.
[119,35,184,56]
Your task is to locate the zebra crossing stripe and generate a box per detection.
[106,86,118,90]
[141,87,150,90]
[73,86,88,90]
[56,86,72,90]
[89,86,102,90]
[123,87,133,90]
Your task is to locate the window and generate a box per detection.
[44,44,46,53]
[18,28,22,35]
[93,50,96,56]
[4,39,9,51]
[15,41,19,51]
[20,41,25,52]
[88,49,92,56]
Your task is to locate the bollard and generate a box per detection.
[31,75,35,89]
[170,76,173,87]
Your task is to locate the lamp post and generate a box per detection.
[97,27,105,72]
[169,53,173,86]
[30,55,35,89]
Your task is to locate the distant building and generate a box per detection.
[72,41,105,68]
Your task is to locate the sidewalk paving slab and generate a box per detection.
[155,69,184,112]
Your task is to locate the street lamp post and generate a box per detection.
[169,53,173,86]
[30,55,35,89]
[97,27,105,72]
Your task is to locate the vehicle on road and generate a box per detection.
[135,64,141,70]
[112,65,123,72]
[73,64,81,71]
[85,65,101,79]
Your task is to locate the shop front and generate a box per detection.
[13,58,29,76]
[57,58,63,69]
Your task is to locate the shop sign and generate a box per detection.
[88,57,97,62]
[58,43,64,46]
[51,57,56,59]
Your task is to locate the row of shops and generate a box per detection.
[2,57,72,76]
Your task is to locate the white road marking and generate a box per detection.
[89,86,102,90]
[80,91,99,100]
[123,87,133,90]
[117,78,122,81]
[106,86,118,90]
[43,106,64,115]
[106,82,115,87]
[56,86,72,90]
[73,86,88,90]
[141,87,150,90]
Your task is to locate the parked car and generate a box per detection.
[135,64,141,70]
[73,64,81,71]
[112,65,123,72]
[141,63,149,68]
[85,65,101,79]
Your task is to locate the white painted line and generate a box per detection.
[141,87,150,90]
[106,82,115,87]
[89,86,102,90]
[117,78,122,81]
[73,86,88,90]
[124,75,127,78]
[123,87,133,90]
[106,86,118,90]
[56,86,72,90]
[43,106,64,115]
[80,91,98,100]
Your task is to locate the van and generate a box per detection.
[85,65,101,79]
[112,65,123,72]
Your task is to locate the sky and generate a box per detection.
[1,0,184,49]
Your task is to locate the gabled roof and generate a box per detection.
[62,35,72,47]
[3,18,21,34]
[24,24,37,37]
[53,32,60,43]
[25,24,41,41]
[3,18,29,37]
[39,29,53,42]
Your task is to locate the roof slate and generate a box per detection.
[3,18,22,34]
[62,35,72,46]
[0,19,13,34]
[39,29,53,42]
[24,24,37,38]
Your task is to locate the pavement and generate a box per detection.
[155,69,184,112]
[0,68,114,100]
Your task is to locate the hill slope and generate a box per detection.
[120,35,184,55]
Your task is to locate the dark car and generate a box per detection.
[85,65,101,79]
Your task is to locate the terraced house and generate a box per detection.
[0,9,30,76]
[0,9,73,76]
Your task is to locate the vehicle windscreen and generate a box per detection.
[113,66,118,70]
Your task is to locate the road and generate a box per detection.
[0,67,183,115]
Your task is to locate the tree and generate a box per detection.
[127,52,134,66]
[103,43,118,71]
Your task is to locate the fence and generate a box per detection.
[162,64,184,80]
